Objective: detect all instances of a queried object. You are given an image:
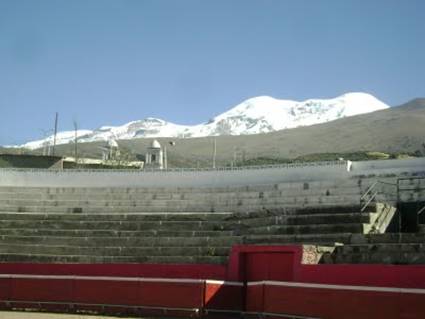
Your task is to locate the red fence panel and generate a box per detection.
[11,278,73,303]
[204,281,244,312]
[139,280,203,309]
[245,284,263,313]
[73,278,141,306]
[262,283,401,319]
[1,245,425,318]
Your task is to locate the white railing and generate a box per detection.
[0,160,348,174]
[360,180,397,212]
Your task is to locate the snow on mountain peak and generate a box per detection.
[16,92,389,150]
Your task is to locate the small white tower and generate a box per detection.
[145,139,163,169]
[99,139,120,162]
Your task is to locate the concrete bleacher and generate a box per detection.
[0,171,423,265]
[0,211,239,263]
[0,178,367,213]
[0,183,389,264]
[238,204,389,245]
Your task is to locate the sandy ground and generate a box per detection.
[0,312,142,319]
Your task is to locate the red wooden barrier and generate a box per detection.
[204,280,244,313]
[239,245,425,319]
[0,246,424,318]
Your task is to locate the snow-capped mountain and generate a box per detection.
[17,92,389,150]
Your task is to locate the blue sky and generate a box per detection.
[0,0,424,145]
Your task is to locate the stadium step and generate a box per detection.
[0,228,234,237]
[243,223,366,235]
[0,219,232,231]
[0,235,242,247]
[243,233,352,245]
[229,212,373,228]
[0,243,232,257]
[0,253,228,264]
[324,243,425,264]
[0,212,235,222]
[350,232,425,244]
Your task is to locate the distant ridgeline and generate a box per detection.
[233,151,421,167]
[0,154,63,169]
[0,154,141,170]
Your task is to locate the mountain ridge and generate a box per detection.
[2,98,424,168]
[13,92,389,150]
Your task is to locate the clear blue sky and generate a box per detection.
[0,0,424,145]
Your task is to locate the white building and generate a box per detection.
[99,139,120,161]
[145,139,164,169]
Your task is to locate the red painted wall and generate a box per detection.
[296,263,425,288]
[0,245,425,318]
[0,263,226,279]
[204,283,244,311]
[0,262,232,317]
[240,245,425,319]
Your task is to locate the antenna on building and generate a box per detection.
[212,138,217,169]
[39,128,53,156]
[52,112,58,156]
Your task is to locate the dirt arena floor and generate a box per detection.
[0,312,144,319]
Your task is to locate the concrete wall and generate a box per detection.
[0,161,350,188]
[351,157,425,176]
[0,158,424,188]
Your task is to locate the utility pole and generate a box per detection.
[39,129,53,156]
[163,146,167,170]
[232,147,237,168]
[164,141,176,170]
[73,120,78,167]
[52,112,58,156]
[212,138,217,169]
